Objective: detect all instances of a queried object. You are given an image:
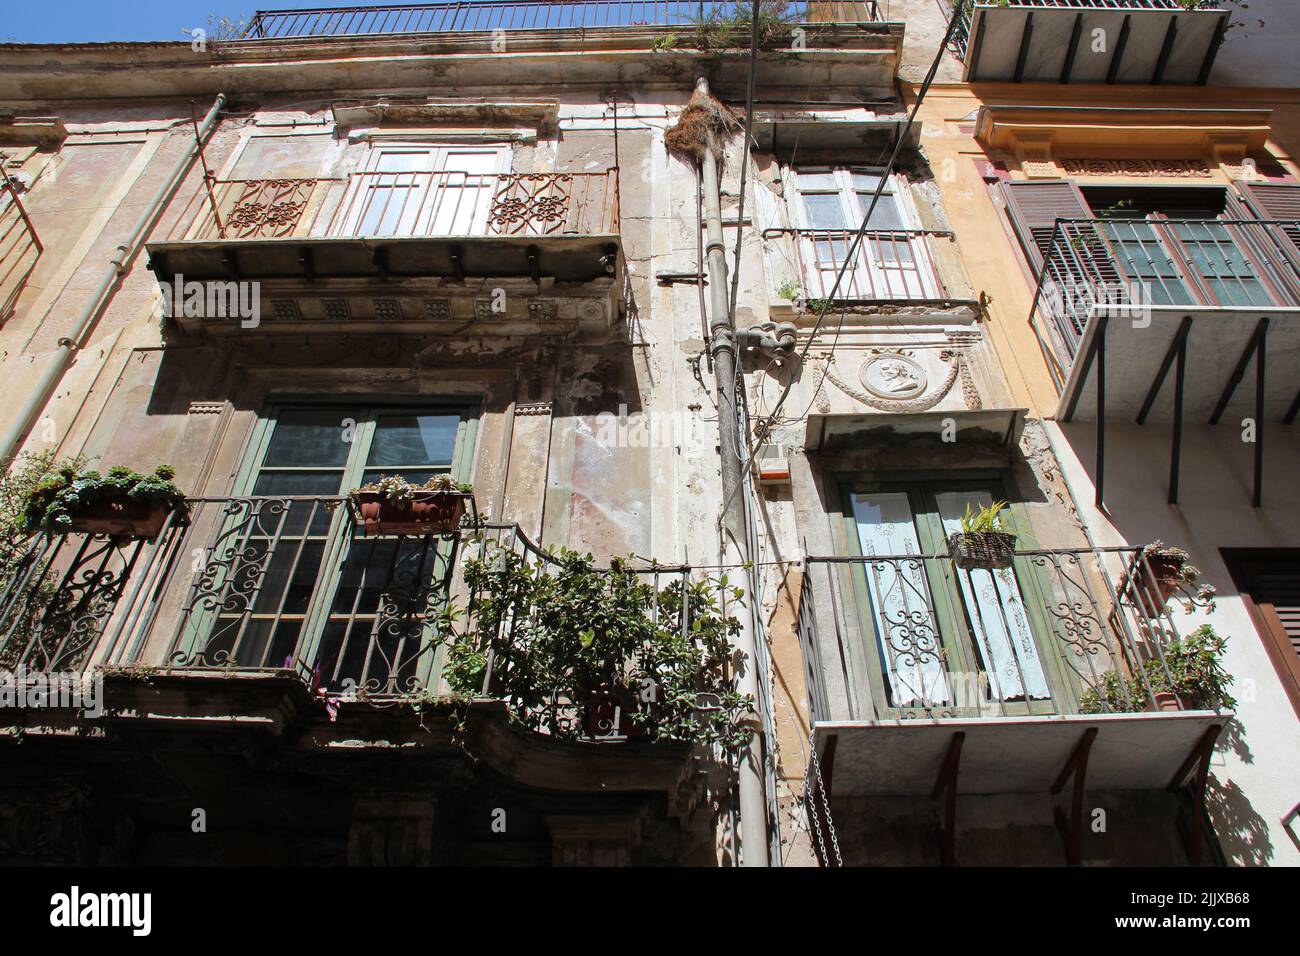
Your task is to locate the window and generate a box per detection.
[842,479,1058,716]
[337,144,508,238]
[180,401,477,695]
[1223,550,1300,719]
[790,166,937,300]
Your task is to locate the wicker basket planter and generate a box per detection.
[352,490,468,536]
[947,530,1018,571]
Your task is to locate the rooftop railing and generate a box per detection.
[243,1,882,39]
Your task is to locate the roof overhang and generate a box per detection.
[814,711,1227,797]
[964,4,1229,85]
[805,407,1025,453]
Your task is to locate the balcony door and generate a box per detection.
[343,145,507,238]
[792,167,936,300]
[845,481,1055,717]
[176,402,476,695]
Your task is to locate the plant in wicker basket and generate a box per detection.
[948,500,1017,571]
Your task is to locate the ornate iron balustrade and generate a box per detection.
[242,2,882,39]
[170,169,620,242]
[0,498,733,743]
[0,171,42,323]
[768,227,946,302]
[1029,218,1300,387]
[797,545,1216,724]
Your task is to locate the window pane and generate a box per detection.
[368,413,459,466]
[850,172,888,193]
[796,170,837,190]
[856,192,904,230]
[803,194,848,229]
[262,409,352,467]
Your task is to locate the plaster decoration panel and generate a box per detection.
[810,337,983,416]
[1058,159,1213,179]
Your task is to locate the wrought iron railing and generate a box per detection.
[945,0,1226,62]
[768,227,946,302]
[242,2,883,39]
[0,497,731,741]
[1029,218,1300,380]
[0,171,42,323]
[167,170,620,242]
[797,545,1216,724]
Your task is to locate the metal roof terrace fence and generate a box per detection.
[242,2,882,39]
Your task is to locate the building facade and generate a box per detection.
[0,1,1295,866]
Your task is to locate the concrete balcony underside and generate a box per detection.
[147,233,621,285]
[964,4,1229,85]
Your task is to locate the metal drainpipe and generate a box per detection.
[0,93,228,462]
[695,75,770,867]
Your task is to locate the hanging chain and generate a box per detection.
[804,730,842,867]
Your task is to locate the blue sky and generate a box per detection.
[3,1,418,43]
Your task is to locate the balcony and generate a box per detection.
[0,171,41,323]
[797,544,1229,861]
[0,497,721,743]
[951,1,1229,85]
[1029,217,1300,506]
[767,226,947,304]
[242,1,883,39]
[149,170,621,294]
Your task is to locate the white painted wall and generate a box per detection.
[1045,418,1300,865]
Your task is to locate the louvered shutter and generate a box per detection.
[1235,181,1300,288]
[1001,180,1094,271]
[1230,553,1300,718]
[1250,561,1300,661]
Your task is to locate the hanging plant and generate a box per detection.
[947,500,1017,570]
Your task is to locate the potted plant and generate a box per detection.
[1118,540,1215,617]
[348,474,473,536]
[947,500,1017,571]
[19,463,186,539]
[1078,625,1236,714]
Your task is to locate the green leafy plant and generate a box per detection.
[19,462,185,535]
[958,500,1009,535]
[442,543,753,749]
[1079,624,1236,714]
[691,1,797,51]
[777,279,803,301]
[651,32,678,51]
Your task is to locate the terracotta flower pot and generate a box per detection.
[1151,691,1182,712]
[1119,554,1183,618]
[353,490,467,536]
[67,498,178,539]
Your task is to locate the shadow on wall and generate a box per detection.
[1207,774,1273,866]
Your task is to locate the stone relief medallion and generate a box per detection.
[860,354,927,401]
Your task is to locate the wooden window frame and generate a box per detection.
[1222,548,1300,719]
